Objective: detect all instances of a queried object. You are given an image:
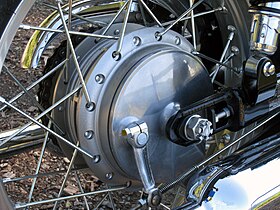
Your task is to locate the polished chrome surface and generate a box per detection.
[184,115,213,142]
[122,121,157,195]
[250,13,280,54]
[0,0,260,209]
[21,0,122,69]
[197,158,280,210]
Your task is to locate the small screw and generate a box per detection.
[222,134,231,144]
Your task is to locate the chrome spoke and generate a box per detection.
[159,0,205,36]
[14,185,128,209]
[138,0,163,27]
[19,25,118,39]
[0,86,81,148]
[189,0,197,50]
[64,0,73,84]
[0,60,66,112]
[2,166,88,184]
[27,122,51,204]
[53,142,79,209]
[75,172,90,210]
[0,89,93,158]
[160,203,171,210]
[3,67,64,134]
[192,51,239,74]
[211,26,236,83]
[42,2,107,27]
[57,1,91,104]
[115,0,133,55]
[101,0,130,36]
[107,185,116,210]
[161,7,223,27]
[94,193,109,210]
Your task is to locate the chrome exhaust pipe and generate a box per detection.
[0,125,45,155]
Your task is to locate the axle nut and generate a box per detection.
[184,115,213,141]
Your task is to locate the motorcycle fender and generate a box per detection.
[21,0,124,69]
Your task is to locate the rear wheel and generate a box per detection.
[0,0,251,209]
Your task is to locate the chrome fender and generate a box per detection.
[21,0,124,69]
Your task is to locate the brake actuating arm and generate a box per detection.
[122,121,162,207]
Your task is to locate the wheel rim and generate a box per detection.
[0,1,249,208]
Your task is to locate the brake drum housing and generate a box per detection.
[52,24,213,185]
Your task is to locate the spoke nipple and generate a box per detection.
[93,155,100,163]
[112,51,121,61]
[86,102,96,112]
[84,130,94,140]
[105,172,114,180]
[227,25,236,32]
[175,36,181,45]
[155,32,162,41]
[231,46,240,55]
[133,36,142,46]
[95,74,105,84]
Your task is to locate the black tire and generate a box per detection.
[0,0,21,38]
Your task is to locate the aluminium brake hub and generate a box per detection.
[51,23,213,187]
